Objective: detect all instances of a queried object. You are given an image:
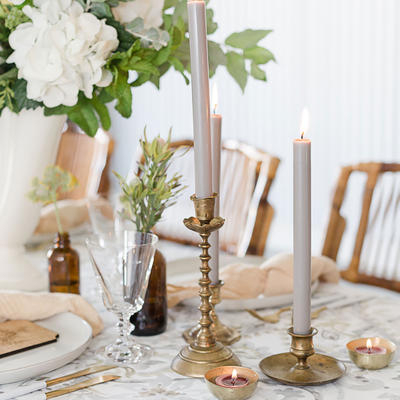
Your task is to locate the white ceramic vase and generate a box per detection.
[0,108,67,291]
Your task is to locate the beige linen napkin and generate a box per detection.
[167,253,340,308]
[0,291,103,336]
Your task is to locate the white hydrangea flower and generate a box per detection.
[7,0,119,108]
[9,0,25,5]
[112,0,164,29]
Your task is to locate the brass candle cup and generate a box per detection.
[347,337,396,370]
[205,366,258,400]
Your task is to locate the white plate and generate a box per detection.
[0,312,92,384]
[168,255,319,311]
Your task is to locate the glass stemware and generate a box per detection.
[86,231,158,364]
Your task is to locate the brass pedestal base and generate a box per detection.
[183,321,241,346]
[183,281,241,346]
[171,342,240,378]
[259,327,345,386]
[259,353,345,386]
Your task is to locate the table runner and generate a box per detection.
[1,246,399,399]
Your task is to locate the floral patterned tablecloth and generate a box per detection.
[1,244,400,400]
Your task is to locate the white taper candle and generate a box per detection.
[187,0,212,198]
[209,83,222,284]
[293,108,312,334]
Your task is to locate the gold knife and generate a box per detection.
[47,375,120,399]
[46,365,116,387]
[18,375,120,400]
[0,365,116,400]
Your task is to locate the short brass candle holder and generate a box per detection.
[183,280,241,346]
[259,327,345,386]
[205,366,258,400]
[171,194,240,378]
[347,337,396,370]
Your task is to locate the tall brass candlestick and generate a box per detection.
[171,194,240,378]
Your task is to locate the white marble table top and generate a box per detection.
[1,241,400,400]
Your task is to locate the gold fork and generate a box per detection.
[246,306,327,324]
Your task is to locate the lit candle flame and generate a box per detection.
[367,338,372,352]
[299,107,310,139]
[212,82,218,114]
[231,368,238,385]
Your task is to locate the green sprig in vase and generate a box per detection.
[116,129,185,335]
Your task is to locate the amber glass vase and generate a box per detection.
[48,233,80,294]
[131,249,167,336]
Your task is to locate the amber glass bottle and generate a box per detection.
[48,233,80,294]
[131,249,167,336]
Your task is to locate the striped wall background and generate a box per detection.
[109,0,400,258]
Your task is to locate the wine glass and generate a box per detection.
[86,231,158,364]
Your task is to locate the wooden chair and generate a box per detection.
[56,122,113,200]
[153,140,280,256]
[322,162,400,292]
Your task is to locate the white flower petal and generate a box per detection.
[112,0,164,29]
[7,0,119,108]
[97,69,113,88]
[42,86,65,107]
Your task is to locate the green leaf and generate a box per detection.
[12,79,41,112]
[168,56,189,84]
[206,9,218,35]
[126,17,144,33]
[208,41,226,77]
[153,46,171,66]
[163,0,179,10]
[106,69,132,118]
[226,52,247,92]
[91,95,111,130]
[90,2,113,19]
[68,99,99,137]
[250,62,266,81]
[225,29,272,49]
[105,19,135,52]
[244,46,275,64]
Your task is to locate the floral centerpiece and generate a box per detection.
[0,0,274,136]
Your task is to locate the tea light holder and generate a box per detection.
[347,337,396,370]
[259,327,346,386]
[205,366,258,400]
[171,194,240,378]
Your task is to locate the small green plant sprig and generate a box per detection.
[115,129,186,233]
[27,165,78,234]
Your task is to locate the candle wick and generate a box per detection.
[301,132,304,139]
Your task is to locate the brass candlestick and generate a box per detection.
[259,327,345,386]
[171,194,240,378]
[183,280,241,346]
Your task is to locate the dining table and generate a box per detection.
[1,239,399,400]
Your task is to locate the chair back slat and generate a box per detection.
[151,140,280,256]
[323,162,400,291]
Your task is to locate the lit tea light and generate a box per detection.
[355,338,387,355]
[347,337,396,370]
[205,366,258,400]
[215,368,249,388]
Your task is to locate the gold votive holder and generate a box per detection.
[259,327,346,386]
[347,337,396,370]
[205,366,258,400]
